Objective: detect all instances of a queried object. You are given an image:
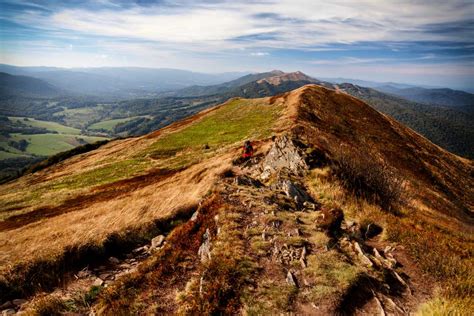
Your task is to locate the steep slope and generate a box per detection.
[0,85,472,315]
[338,83,474,159]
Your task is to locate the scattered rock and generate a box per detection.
[286,271,298,287]
[132,245,149,254]
[151,235,165,249]
[300,246,307,268]
[353,242,373,267]
[93,278,104,287]
[281,180,312,209]
[190,211,199,221]
[303,201,317,210]
[108,257,120,265]
[235,175,262,187]
[373,295,386,316]
[381,296,405,314]
[12,299,27,307]
[77,269,90,278]
[99,273,111,280]
[198,229,212,262]
[261,135,308,180]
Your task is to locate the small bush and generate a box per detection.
[330,148,404,212]
[31,296,66,316]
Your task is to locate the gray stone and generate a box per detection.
[93,278,104,287]
[151,235,165,249]
[132,245,149,254]
[286,271,297,287]
[77,269,90,278]
[281,180,312,209]
[198,229,212,262]
[108,257,120,265]
[353,242,373,267]
[12,299,27,306]
[99,273,111,280]
[261,135,308,180]
[235,175,262,187]
[0,302,13,310]
[190,211,199,222]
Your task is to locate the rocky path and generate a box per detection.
[1,231,170,314]
[2,135,433,315]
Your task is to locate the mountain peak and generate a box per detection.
[257,70,316,85]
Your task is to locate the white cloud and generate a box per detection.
[250,52,269,56]
[10,0,474,51]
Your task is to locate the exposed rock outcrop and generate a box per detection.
[261,136,308,180]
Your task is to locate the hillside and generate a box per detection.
[338,83,474,159]
[0,85,472,315]
[376,85,474,107]
[0,72,63,98]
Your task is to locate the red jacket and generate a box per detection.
[242,143,254,158]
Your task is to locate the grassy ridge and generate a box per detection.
[145,98,280,165]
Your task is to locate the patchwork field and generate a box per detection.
[8,117,81,135]
[3,133,108,156]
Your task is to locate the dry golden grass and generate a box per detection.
[0,97,283,298]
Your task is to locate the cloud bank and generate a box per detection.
[0,0,473,88]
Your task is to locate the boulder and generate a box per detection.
[2,309,15,316]
[151,235,165,249]
[261,136,308,180]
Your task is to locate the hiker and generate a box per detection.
[242,140,254,159]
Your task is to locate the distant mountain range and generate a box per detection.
[1,66,472,159]
[0,64,247,97]
[375,85,474,107]
[0,72,63,98]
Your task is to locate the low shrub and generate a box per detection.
[330,148,404,212]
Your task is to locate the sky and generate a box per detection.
[0,0,473,89]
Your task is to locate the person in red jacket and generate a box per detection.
[242,140,254,159]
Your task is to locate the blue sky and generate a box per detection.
[0,0,473,89]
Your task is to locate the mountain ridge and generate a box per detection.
[1,84,472,314]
